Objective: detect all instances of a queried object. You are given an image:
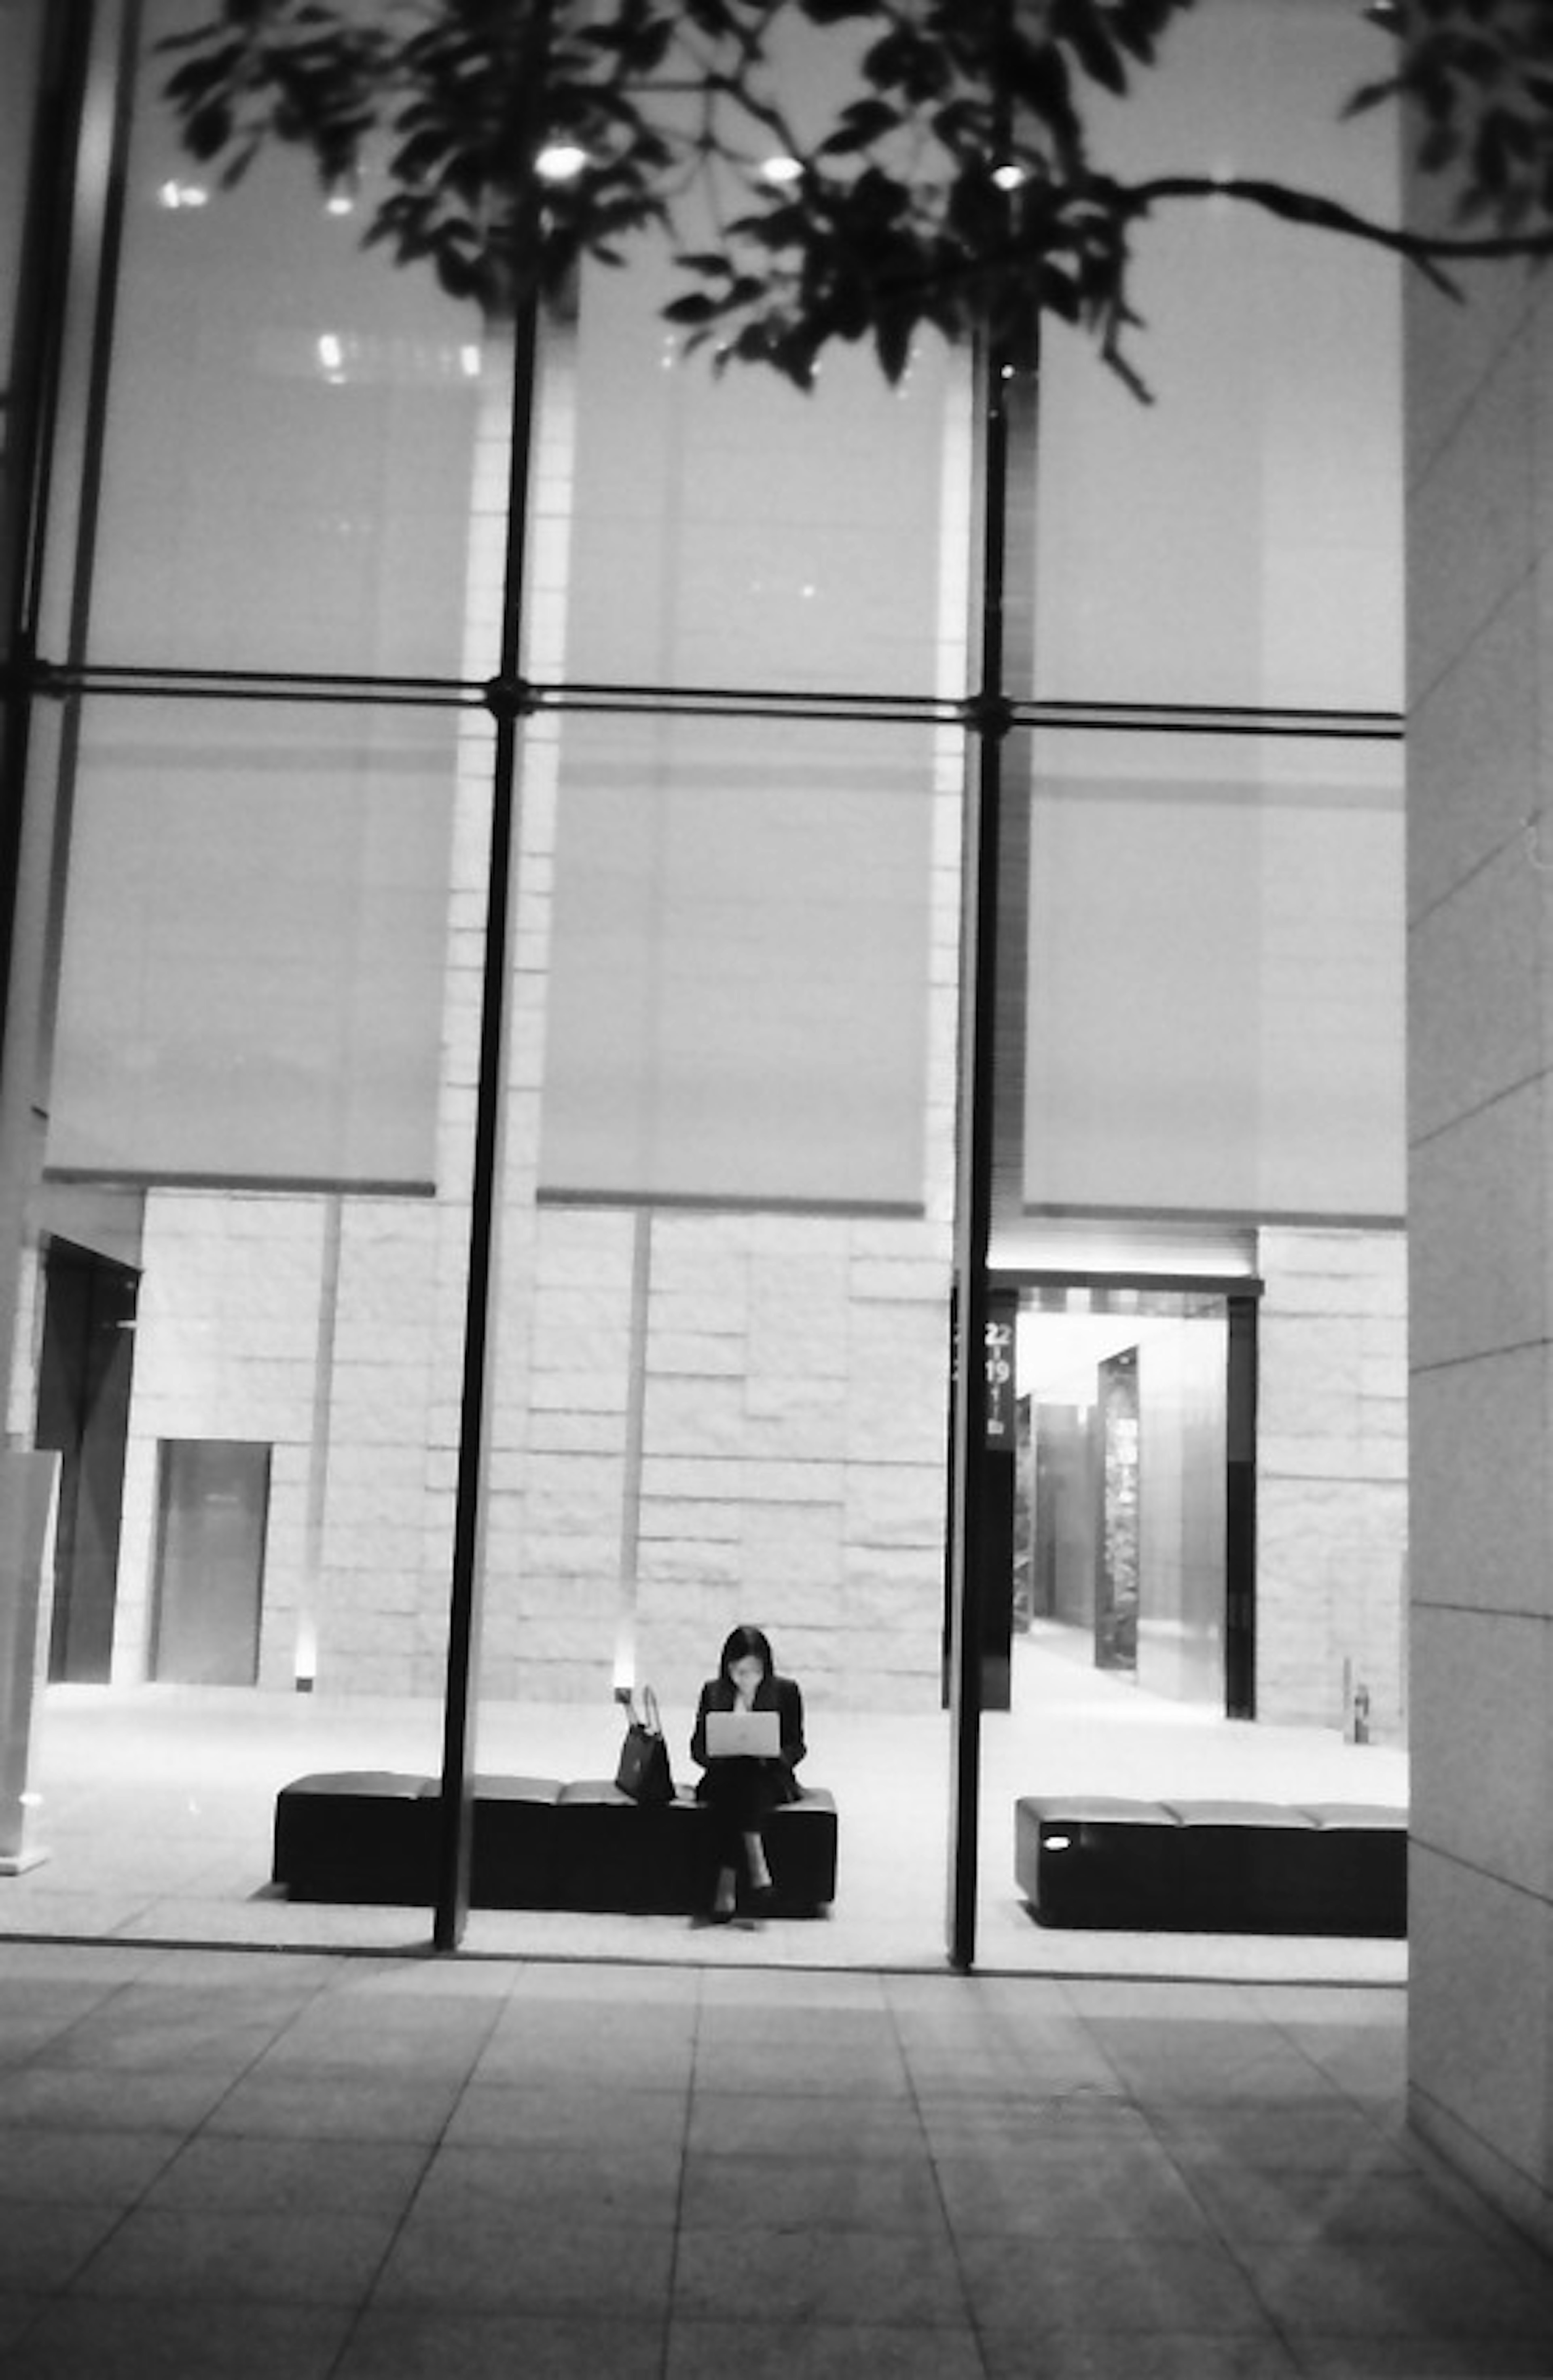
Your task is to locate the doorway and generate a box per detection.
[36,1238,139,1682]
[151,1440,272,1686]
[1008,1279,1258,1717]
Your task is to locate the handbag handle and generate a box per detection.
[639,1684,662,1735]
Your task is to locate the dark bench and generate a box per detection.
[272,1770,837,1915]
[1015,1794,1407,1936]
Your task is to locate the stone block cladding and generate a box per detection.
[1403,171,1553,2253]
[1256,1225,1407,1737]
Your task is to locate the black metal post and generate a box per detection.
[431,142,547,1948]
[0,0,96,1080]
[431,285,542,1951]
[946,336,1013,1972]
[1225,1291,1259,1720]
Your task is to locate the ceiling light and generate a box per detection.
[535,142,589,183]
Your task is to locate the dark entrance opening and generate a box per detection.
[36,1238,139,1682]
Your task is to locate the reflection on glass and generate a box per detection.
[47,699,466,1188]
[87,0,500,678]
[1023,0,1403,709]
[1022,728,1404,1217]
[538,713,944,1208]
[0,684,481,1943]
[533,250,971,696]
[0,0,44,398]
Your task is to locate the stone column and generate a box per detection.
[1404,191,1553,2244]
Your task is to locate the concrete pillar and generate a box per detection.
[1405,183,1553,2244]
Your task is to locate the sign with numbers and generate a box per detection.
[984,1297,1017,1447]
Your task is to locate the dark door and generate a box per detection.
[36,1240,139,1682]
[151,1440,270,1685]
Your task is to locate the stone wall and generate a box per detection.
[1256,1225,1408,1735]
[1403,176,1553,2249]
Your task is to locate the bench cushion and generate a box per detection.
[552,1781,710,1914]
[273,1769,840,1916]
[470,1775,564,1910]
[1017,1794,1407,1936]
[1015,1796,1181,1930]
[550,1782,839,1916]
[273,1771,438,1905]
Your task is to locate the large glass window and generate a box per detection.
[47,698,462,1189]
[540,712,943,1208]
[87,0,499,681]
[0,0,1411,1970]
[1022,0,1403,711]
[1020,729,1405,1219]
[0,0,44,407]
[546,260,970,696]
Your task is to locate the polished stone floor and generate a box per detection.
[4,1628,1409,1981]
[0,1939,1550,2378]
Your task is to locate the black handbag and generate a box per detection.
[614,1685,675,1805]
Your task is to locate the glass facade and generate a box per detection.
[0,0,1407,1964]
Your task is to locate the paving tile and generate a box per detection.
[1062,1980,1264,2021]
[673,2225,969,2328]
[142,2135,430,2217]
[696,2003,893,2046]
[979,2332,1303,2378]
[0,1946,161,1988]
[0,2204,133,2295]
[1238,2237,1553,2338]
[907,2046,1128,2100]
[1288,2341,1553,2376]
[692,2033,907,2096]
[1182,2161,1513,2247]
[336,2308,665,2379]
[955,2231,1274,2336]
[68,2206,401,2306]
[337,1957,518,2003]
[372,2199,675,2314]
[0,2064,237,2134]
[1083,2020,1339,2102]
[888,1973,1076,2022]
[442,2077,690,2149]
[1151,2105,1411,2172]
[667,2316,985,2378]
[256,2014,491,2080]
[933,2148,1221,2240]
[30,2015,286,2078]
[679,2149,947,2235]
[0,2295,44,2353]
[2,2297,353,2378]
[473,2023,694,2091]
[916,2088,1149,2156]
[483,2000,698,2054]
[516,1961,705,2007]
[0,2126,182,2204]
[685,2088,925,2161]
[414,2139,683,2228]
[204,2065,464,2142]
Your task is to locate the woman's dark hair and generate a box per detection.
[719,1624,774,1683]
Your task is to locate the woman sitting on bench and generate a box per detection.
[690,1624,806,1923]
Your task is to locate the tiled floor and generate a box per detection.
[0,1940,1550,2378]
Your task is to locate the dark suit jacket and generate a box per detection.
[690,1672,806,1800]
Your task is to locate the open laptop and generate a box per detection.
[704,1708,782,1760]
